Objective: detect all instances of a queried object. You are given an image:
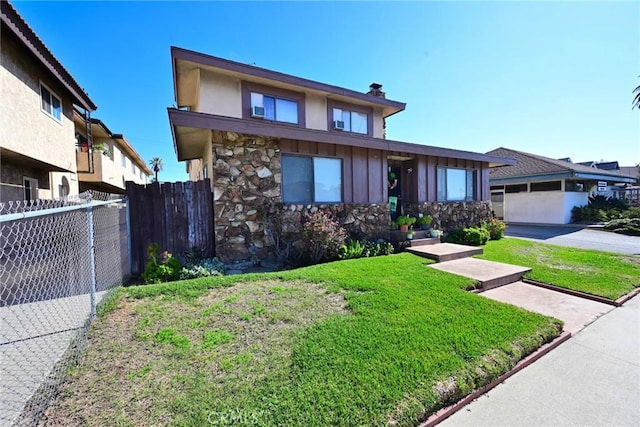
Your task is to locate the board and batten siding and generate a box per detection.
[279,140,491,204]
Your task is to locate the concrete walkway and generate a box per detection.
[480,281,614,334]
[440,295,640,426]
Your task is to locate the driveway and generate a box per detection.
[505,224,640,255]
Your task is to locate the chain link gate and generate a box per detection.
[0,191,129,426]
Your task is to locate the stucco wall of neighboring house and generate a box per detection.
[564,191,589,223]
[503,191,587,224]
[0,35,77,174]
[0,161,50,202]
[198,69,242,118]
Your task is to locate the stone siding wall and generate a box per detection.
[210,131,391,264]
[403,201,492,231]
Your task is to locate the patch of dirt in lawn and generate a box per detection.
[40,279,348,426]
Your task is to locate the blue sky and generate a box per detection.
[13,1,639,182]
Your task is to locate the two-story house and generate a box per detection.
[73,110,151,193]
[167,46,515,263]
[0,0,97,203]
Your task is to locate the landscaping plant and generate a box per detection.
[337,239,365,260]
[483,218,506,240]
[445,226,490,246]
[302,210,347,263]
[142,243,182,284]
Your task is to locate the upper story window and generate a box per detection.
[437,167,476,201]
[242,81,305,126]
[40,82,62,122]
[250,93,298,124]
[327,100,372,136]
[282,154,342,203]
[131,162,136,175]
[121,153,126,168]
[332,108,368,134]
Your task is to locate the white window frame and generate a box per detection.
[332,108,368,135]
[121,152,127,168]
[250,92,299,124]
[39,82,63,123]
[23,176,39,201]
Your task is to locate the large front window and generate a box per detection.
[250,92,298,124]
[282,155,342,203]
[437,167,476,201]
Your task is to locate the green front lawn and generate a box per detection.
[45,254,561,426]
[479,238,640,300]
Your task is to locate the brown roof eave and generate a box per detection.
[167,108,515,166]
[1,1,97,111]
[171,46,407,114]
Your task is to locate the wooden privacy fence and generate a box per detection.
[126,180,214,276]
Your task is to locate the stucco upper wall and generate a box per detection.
[0,35,77,172]
[194,69,387,136]
[198,69,242,118]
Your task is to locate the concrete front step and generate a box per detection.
[409,237,440,247]
[429,257,531,291]
[406,242,483,262]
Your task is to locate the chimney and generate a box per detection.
[367,83,385,98]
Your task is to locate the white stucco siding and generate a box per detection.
[563,192,589,223]
[305,93,327,130]
[504,191,570,224]
[198,70,242,118]
[0,36,77,173]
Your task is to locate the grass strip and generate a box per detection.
[478,238,640,300]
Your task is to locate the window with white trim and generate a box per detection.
[250,92,298,124]
[437,167,476,201]
[332,108,368,134]
[23,177,38,201]
[282,155,342,203]
[40,83,62,121]
[121,153,126,168]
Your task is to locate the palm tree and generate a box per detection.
[634,84,640,110]
[149,157,164,182]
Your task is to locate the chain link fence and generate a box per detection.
[0,191,129,426]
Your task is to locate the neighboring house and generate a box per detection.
[0,0,97,203]
[73,109,151,193]
[487,147,637,224]
[167,47,514,263]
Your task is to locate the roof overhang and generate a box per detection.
[0,147,73,173]
[168,108,516,166]
[1,1,97,111]
[490,171,637,185]
[171,46,407,119]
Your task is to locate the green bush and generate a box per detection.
[180,257,226,280]
[417,215,433,229]
[445,226,490,246]
[338,239,365,260]
[483,218,506,240]
[142,243,182,284]
[571,196,632,223]
[604,218,640,236]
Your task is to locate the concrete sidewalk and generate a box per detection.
[440,295,640,426]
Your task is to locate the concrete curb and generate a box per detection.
[419,331,572,427]
[523,278,640,307]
